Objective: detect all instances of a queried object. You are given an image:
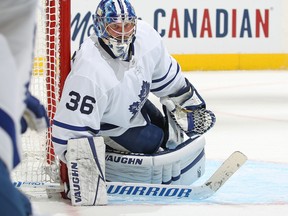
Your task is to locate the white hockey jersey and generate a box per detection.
[0,0,38,171]
[52,20,187,163]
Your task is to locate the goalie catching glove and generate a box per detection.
[161,78,216,137]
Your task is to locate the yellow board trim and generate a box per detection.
[33,54,288,75]
[172,54,288,71]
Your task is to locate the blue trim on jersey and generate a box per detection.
[51,136,68,145]
[152,62,172,83]
[0,109,20,168]
[150,63,180,93]
[100,123,119,131]
[53,120,99,134]
[0,160,32,215]
[162,148,205,184]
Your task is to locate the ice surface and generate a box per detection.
[31,70,288,215]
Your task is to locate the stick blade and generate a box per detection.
[205,151,247,193]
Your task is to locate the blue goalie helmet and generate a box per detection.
[93,0,137,60]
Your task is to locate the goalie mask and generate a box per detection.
[93,0,137,60]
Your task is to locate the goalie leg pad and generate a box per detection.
[105,136,206,185]
[66,137,107,206]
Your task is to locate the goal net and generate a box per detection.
[12,0,71,197]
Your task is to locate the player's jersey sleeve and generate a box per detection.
[151,53,186,97]
[52,72,107,163]
[137,21,186,97]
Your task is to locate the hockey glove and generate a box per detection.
[161,79,216,137]
[21,92,49,133]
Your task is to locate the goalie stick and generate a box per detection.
[106,151,247,199]
[13,151,247,200]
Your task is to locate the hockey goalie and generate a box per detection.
[51,0,215,206]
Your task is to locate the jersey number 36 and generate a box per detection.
[66,91,96,115]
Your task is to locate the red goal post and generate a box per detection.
[12,0,71,196]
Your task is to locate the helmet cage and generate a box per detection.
[94,16,137,45]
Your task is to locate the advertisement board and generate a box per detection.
[71,0,288,70]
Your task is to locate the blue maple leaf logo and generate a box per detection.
[129,101,140,115]
[129,81,150,117]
